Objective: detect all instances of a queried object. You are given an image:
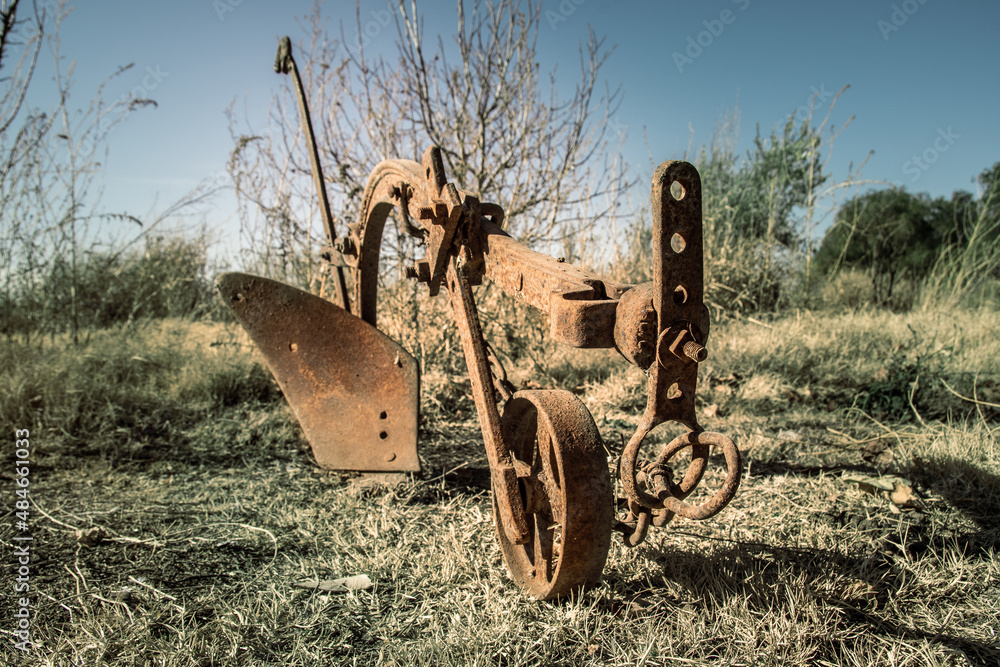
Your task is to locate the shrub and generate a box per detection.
[2,233,217,337]
[818,269,874,311]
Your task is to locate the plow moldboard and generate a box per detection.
[217,272,420,472]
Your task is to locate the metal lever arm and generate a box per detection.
[646,160,706,432]
[445,255,530,545]
[274,36,351,312]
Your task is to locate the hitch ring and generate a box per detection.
[655,431,742,521]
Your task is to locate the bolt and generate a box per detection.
[384,452,396,462]
[660,328,707,366]
[411,260,431,283]
[683,341,708,363]
[333,236,356,255]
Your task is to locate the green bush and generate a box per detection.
[2,233,218,337]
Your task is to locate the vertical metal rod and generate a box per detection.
[275,36,351,313]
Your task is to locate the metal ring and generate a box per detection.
[656,432,742,521]
[620,421,710,511]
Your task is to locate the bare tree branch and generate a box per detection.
[227,0,635,290]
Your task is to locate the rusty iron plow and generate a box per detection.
[217,38,742,602]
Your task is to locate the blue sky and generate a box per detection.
[26,0,1000,245]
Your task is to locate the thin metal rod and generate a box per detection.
[275,36,351,312]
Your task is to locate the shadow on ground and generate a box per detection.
[609,540,999,665]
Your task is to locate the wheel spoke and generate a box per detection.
[540,425,561,490]
[524,514,536,567]
[532,511,554,583]
[533,419,547,477]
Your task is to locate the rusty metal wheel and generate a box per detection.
[494,390,613,600]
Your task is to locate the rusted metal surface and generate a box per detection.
[220,86,745,594]
[654,431,742,521]
[477,219,630,348]
[343,150,632,348]
[351,158,426,326]
[216,272,419,472]
[614,162,742,547]
[496,390,613,600]
[646,161,706,432]
[614,282,657,369]
[417,147,466,297]
[444,256,529,545]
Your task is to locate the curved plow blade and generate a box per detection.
[217,272,420,472]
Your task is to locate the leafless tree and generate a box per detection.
[0,0,208,343]
[1,0,53,339]
[227,0,633,293]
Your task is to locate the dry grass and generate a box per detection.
[1,309,997,665]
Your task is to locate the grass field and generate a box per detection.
[1,309,998,666]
